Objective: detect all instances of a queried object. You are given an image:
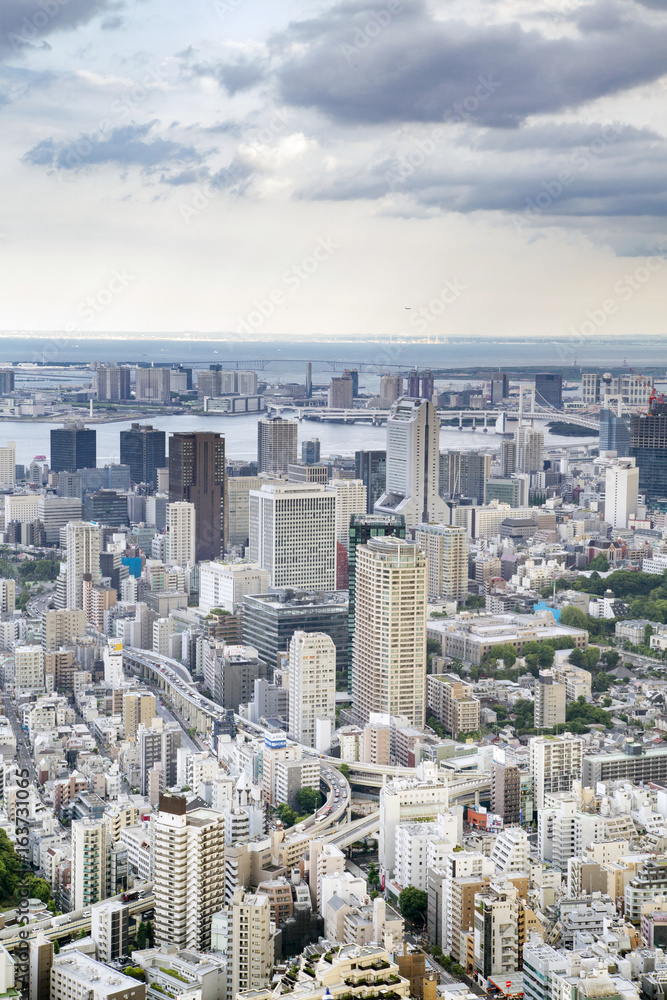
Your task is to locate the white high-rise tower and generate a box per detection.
[166,501,196,566]
[288,630,336,747]
[374,397,447,528]
[605,457,639,529]
[65,521,101,610]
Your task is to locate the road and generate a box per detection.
[155,698,201,753]
[4,696,37,783]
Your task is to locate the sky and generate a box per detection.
[1,0,667,341]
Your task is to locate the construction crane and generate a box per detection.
[626,365,665,406]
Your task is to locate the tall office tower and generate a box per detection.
[95,365,131,401]
[415,523,469,603]
[407,369,420,397]
[491,755,521,825]
[15,644,45,696]
[534,670,566,729]
[166,501,196,566]
[123,690,156,740]
[0,369,15,395]
[328,376,354,408]
[379,374,403,408]
[0,579,15,615]
[288,630,336,747]
[83,490,128,528]
[474,882,520,979]
[65,521,101,610]
[257,416,298,475]
[135,366,171,403]
[305,361,312,398]
[236,370,258,394]
[103,639,123,688]
[0,441,14,490]
[355,450,387,513]
[630,400,667,504]
[582,372,600,405]
[50,423,96,473]
[226,888,274,1000]
[172,363,193,390]
[375,397,448,528]
[326,478,367,547]
[197,368,222,400]
[302,438,321,465]
[71,819,107,911]
[605,457,639,528]
[600,408,630,457]
[441,450,491,503]
[120,423,166,487]
[500,439,517,477]
[343,368,359,396]
[515,425,544,474]
[153,793,226,950]
[421,370,435,401]
[351,536,427,727]
[249,482,336,590]
[169,431,225,561]
[490,372,509,405]
[530,733,583,810]
[534,372,563,409]
[139,720,181,795]
[91,900,129,962]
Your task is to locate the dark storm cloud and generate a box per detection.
[0,0,124,59]
[23,121,202,173]
[271,0,667,127]
[190,54,269,96]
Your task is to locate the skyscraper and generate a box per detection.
[355,449,387,513]
[421,369,434,401]
[167,501,196,566]
[225,888,275,1000]
[169,431,226,561]
[50,423,96,473]
[302,438,320,465]
[328,376,354,408]
[351,536,427,726]
[415,523,469,603]
[135,366,171,403]
[71,819,107,911]
[257,416,298,475]
[248,482,336,590]
[600,408,630,457]
[500,439,517,477]
[630,400,667,504]
[288,630,336,747]
[120,423,166,487]
[530,733,583,810]
[515,425,544,474]
[441,450,491,503]
[153,793,226,951]
[534,372,563,409]
[0,442,15,490]
[65,521,101,610]
[375,397,448,528]
[379,374,403,408]
[490,372,509,405]
[407,369,420,397]
[534,670,566,729]
[326,478,367,547]
[605,457,639,528]
[96,365,131,401]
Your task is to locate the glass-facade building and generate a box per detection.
[50,426,96,473]
[120,423,166,488]
[631,401,667,506]
[354,449,387,513]
[600,408,630,457]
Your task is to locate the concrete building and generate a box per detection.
[530,734,584,810]
[582,743,667,786]
[474,881,520,978]
[123,691,156,740]
[426,673,480,738]
[225,888,274,1000]
[66,521,101,611]
[327,479,368,547]
[166,501,196,566]
[199,561,270,614]
[249,482,336,591]
[15,643,45,696]
[38,496,84,546]
[153,793,226,951]
[91,900,128,962]
[491,757,521,826]
[227,475,279,548]
[169,431,226,561]
[139,720,181,796]
[516,425,544,474]
[51,952,145,1000]
[351,537,427,727]
[534,670,566,729]
[375,398,448,528]
[0,442,15,490]
[328,376,354,408]
[71,819,108,911]
[43,608,86,651]
[415,523,469,604]
[135,366,171,404]
[257,416,298,475]
[288,630,336,748]
[96,364,131,402]
[605,458,639,529]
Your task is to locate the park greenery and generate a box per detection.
[398,886,428,927]
[0,830,52,908]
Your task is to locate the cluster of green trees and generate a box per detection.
[0,830,51,907]
[275,788,324,828]
[494,692,613,737]
[136,920,155,950]
[398,886,427,927]
[18,559,60,582]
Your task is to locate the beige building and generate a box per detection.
[15,643,45,696]
[415,523,469,604]
[352,537,427,727]
[66,521,101,610]
[530,733,584,810]
[226,888,275,1000]
[0,442,15,490]
[327,479,368,547]
[0,578,15,614]
[123,690,156,740]
[153,793,226,951]
[426,673,480,738]
[166,501,196,566]
[288,630,336,748]
[42,608,86,651]
[534,670,566,729]
[257,415,298,475]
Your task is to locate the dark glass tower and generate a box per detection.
[534,372,563,409]
[50,424,96,473]
[169,431,226,561]
[630,400,667,505]
[347,513,405,692]
[354,450,387,513]
[120,424,166,488]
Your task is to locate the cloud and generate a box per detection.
[269,0,667,127]
[0,0,124,60]
[22,120,204,174]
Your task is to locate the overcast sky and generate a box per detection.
[1,0,667,340]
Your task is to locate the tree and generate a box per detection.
[136,921,148,950]
[338,763,350,780]
[146,920,155,948]
[276,802,298,828]
[367,862,380,889]
[602,650,620,668]
[645,623,655,645]
[537,645,555,668]
[295,787,320,815]
[53,939,60,955]
[500,644,516,668]
[399,887,428,927]
[560,606,588,631]
[588,554,610,572]
[123,968,146,982]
